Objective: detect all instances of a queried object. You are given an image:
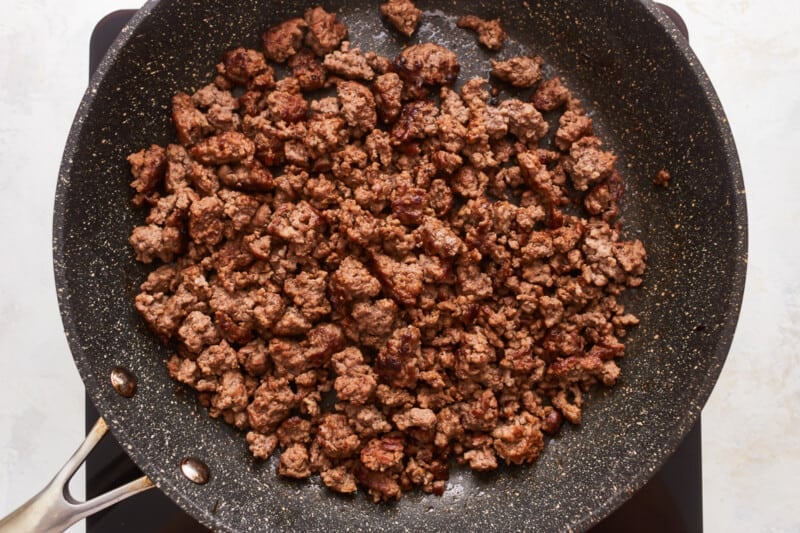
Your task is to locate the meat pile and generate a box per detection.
[128,4,646,502]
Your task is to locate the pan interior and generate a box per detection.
[54,0,746,531]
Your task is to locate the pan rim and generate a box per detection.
[53,0,748,531]
[571,3,748,528]
[53,2,225,529]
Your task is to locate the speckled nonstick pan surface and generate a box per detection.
[53,0,747,531]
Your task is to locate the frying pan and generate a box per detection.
[0,0,746,531]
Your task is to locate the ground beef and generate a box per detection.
[218,48,270,85]
[440,86,470,124]
[321,466,358,494]
[555,109,594,151]
[372,72,403,124]
[324,44,376,81]
[332,347,378,405]
[391,100,439,143]
[277,416,313,447]
[238,339,270,376]
[247,377,297,433]
[212,370,249,412]
[500,99,548,144]
[267,200,323,247]
[354,462,402,502]
[348,298,399,347]
[360,436,405,471]
[329,256,381,301]
[317,413,361,459]
[653,168,672,187]
[564,136,617,191]
[365,51,392,75]
[531,77,572,112]
[304,6,348,57]
[463,447,497,471]
[395,43,460,86]
[129,224,183,264]
[172,92,212,145]
[197,340,239,375]
[305,114,347,158]
[457,15,506,51]
[288,49,326,91]
[128,144,166,202]
[372,255,424,306]
[431,150,463,175]
[246,431,279,459]
[177,311,220,354]
[491,412,544,464]
[262,18,307,63]
[393,407,436,430]
[380,0,423,37]
[188,195,224,246]
[190,131,255,165]
[419,216,464,257]
[217,159,273,191]
[278,443,312,478]
[266,79,309,123]
[490,56,543,87]
[129,4,647,503]
[375,325,421,389]
[310,96,340,116]
[337,80,377,134]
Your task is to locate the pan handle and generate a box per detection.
[0,417,154,533]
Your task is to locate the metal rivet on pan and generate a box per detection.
[181,457,210,485]
[110,366,137,398]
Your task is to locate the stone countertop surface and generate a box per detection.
[0,1,797,531]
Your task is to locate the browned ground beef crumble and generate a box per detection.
[381,0,423,37]
[129,4,646,502]
[456,15,507,51]
[653,168,672,187]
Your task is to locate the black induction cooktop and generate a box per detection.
[85,10,702,533]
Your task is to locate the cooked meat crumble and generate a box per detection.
[456,15,507,51]
[128,5,647,502]
[380,0,423,37]
[491,56,543,88]
[653,168,672,187]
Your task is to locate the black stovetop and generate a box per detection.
[85,10,702,533]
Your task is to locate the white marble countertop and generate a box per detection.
[0,1,797,531]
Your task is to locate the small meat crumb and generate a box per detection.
[304,6,348,57]
[323,46,376,81]
[654,169,672,187]
[395,43,460,86]
[380,0,423,37]
[246,431,278,459]
[531,77,572,112]
[278,443,312,478]
[490,56,543,88]
[262,18,307,63]
[457,15,507,51]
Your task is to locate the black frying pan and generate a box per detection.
[44,0,746,531]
